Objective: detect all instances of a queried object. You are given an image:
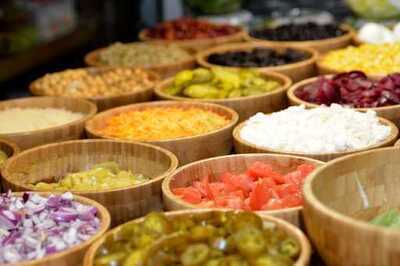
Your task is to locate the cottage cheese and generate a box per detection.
[240,104,391,154]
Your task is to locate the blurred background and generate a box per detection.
[0,0,396,99]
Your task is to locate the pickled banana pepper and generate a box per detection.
[164,68,281,99]
[94,211,300,266]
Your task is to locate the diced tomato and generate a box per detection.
[220,172,237,192]
[262,198,284,210]
[174,187,202,204]
[249,183,271,211]
[192,181,207,197]
[275,184,299,199]
[247,161,286,183]
[260,177,276,187]
[283,170,303,186]
[225,196,244,210]
[297,163,315,176]
[201,175,214,200]
[172,187,187,196]
[214,196,227,207]
[233,189,245,199]
[231,174,253,196]
[281,194,303,208]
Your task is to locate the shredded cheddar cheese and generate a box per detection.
[99,107,230,141]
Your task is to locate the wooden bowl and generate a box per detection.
[196,42,318,82]
[0,138,19,192]
[1,139,178,226]
[138,27,247,52]
[85,101,239,165]
[162,153,323,226]
[233,117,399,162]
[287,75,400,128]
[303,147,400,266]
[395,139,400,146]
[8,191,110,266]
[83,209,311,266]
[246,24,355,53]
[84,45,196,78]
[29,67,160,111]
[154,70,292,122]
[0,97,97,150]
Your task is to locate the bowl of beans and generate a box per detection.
[84,210,311,266]
[287,71,400,128]
[84,42,196,78]
[85,101,239,165]
[138,17,246,52]
[197,42,318,82]
[246,22,354,53]
[30,67,159,111]
[155,67,292,121]
[317,43,400,75]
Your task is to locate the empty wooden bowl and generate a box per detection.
[246,24,355,53]
[233,117,399,162]
[85,101,239,165]
[162,153,323,226]
[84,44,196,78]
[0,97,97,150]
[29,67,160,111]
[83,209,311,266]
[138,27,247,52]
[303,147,400,266]
[1,139,178,226]
[6,192,110,266]
[154,70,292,121]
[196,42,318,82]
[287,75,400,128]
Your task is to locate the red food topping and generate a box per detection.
[145,17,240,40]
[172,162,315,211]
[295,71,400,108]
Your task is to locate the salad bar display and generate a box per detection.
[2,14,400,266]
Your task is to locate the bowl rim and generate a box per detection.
[162,153,324,211]
[0,138,20,157]
[233,115,399,157]
[196,42,319,72]
[1,139,179,194]
[154,69,292,103]
[84,42,196,69]
[0,96,97,138]
[287,74,400,112]
[138,25,246,43]
[83,209,311,266]
[396,139,400,146]
[303,146,400,236]
[29,67,160,101]
[245,24,355,46]
[85,100,239,143]
[3,191,110,266]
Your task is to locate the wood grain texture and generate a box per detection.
[233,118,399,162]
[83,209,311,266]
[84,45,197,78]
[0,138,19,192]
[29,67,160,111]
[303,147,400,266]
[1,139,178,226]
[245,24,355,53]
[287,75,400,128]
[138,28,247,52]
[0,97,97,150]
[154,70,292,122]
[196,42,319,82]
[9,191,110,266]
[85,101,239,165]
[162,153,323,226]
[396,139,400,146]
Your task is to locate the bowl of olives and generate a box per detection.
[155,67,292,121]
[85,209,311,266]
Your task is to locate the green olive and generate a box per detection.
[123,250,145,266]
[142,212,171,235]
[192,68,212,83]
[181,243,210,265]
[183,84,220,99]
[191,225,216,241]
[227,212,263,233]
[234,227,266,257]
[224,255,249,266]
[94,252,126,266]
[278,238,300,258]
[174,70,194,87]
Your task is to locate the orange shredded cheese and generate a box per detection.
[99,107,230,141]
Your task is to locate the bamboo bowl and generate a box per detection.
[246,24,355,53]
[29,67,160,111]
[154,70,292,122]
[84,44,196,78]
[1,139,178,226]
[233,117,399,162]
[162,153,323,226]
[0,138,19,192]
[196,42,318,82]
[303,147,400,266]
[85,101,239,165]
[0,97,97,150]
[83,209,311,266]
[287,75,400,128]
[7,191,110,266]
[138,27,247,52]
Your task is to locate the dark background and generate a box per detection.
[0,0,351,99]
